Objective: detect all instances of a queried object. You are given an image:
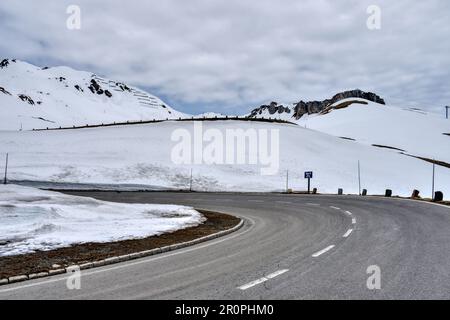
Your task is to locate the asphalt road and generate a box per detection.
[1,192,450,299]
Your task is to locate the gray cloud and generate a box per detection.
[1,0,449,115]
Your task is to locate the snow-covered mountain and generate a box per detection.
[1,60,449,198]
[0,59,187,130]
[297,98,450,165]
[248,89,385,120]
[248,91,450,166]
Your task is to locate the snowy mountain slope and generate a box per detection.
[0,59,187,130]
[247,89,385,121]
[297,99,450,164]
[0,184,203,256]
[1,120,448,199]
[247,93,450,165]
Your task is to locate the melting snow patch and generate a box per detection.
[0,185,204,256]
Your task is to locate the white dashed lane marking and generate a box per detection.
[312,245,335,258]
[345,210,352,216]
[343,229,353,238]
[238,269,289,290]
[352,218,356,224]
[330,206,340,210]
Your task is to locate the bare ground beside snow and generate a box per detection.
[0,210,240,279]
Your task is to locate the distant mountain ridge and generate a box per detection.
[0,59,187,130]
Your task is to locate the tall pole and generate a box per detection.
[446,106,449,119]
[432,162,435,200]
[286,170,289,193]
[307,177,311,194]
[3,153,8,185]
[358,160,361,196]
[189,168,193,192]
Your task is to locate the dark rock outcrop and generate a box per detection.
[293,89,385,119]
[116,82,131,92]
[88,79,101,93]
[87,79,113,98]
[250,101,291,116]
[249,89,385,119]
[18,94,35,105]
[0,58,17,69]
[0,59,10,69]
[0,87,12,95]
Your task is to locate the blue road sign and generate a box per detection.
[304,171,313,179]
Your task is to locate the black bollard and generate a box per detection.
[433,191,443,202]
[411,189,420,198]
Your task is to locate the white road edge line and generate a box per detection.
[352,218,356,224]
[238,269,289,290]
[345,210,352,216]
[312,245,335,258]
[330,206,340,210]
[343,229,353,238]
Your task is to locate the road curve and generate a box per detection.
[1,192,450,299]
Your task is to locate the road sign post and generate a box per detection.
[304,171,313,194]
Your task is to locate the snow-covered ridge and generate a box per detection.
[246,92,450,165]
[298,99,450,164]
[0,185,204,256]
[0,59,187,131]
[248,89,385,120]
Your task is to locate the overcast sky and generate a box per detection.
[1,0,449,115]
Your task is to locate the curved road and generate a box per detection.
[1,192,450,299]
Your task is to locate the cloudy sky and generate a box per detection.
[1,0,449,115]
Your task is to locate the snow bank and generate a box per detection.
[0,185,204,256]
[1,120,449,199]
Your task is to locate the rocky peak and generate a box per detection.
[0,58,17,69]
[249,101,291,117]
[293,89,385,119]
[249,89,385,119]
